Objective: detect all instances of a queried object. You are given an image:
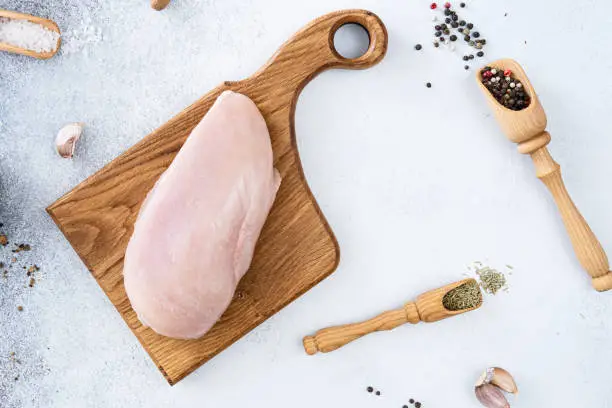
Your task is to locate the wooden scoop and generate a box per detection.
[0,9,61,59]
[303,279,482,354]
[477,59,612,292]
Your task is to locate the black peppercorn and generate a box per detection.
[452,14,458,21]
[445,17,451,23]
[415,44,422,50]
[451,22,459,28]
[433,42,440,47]
[441,23,448,29]
[375,391,381,396]
[426,82,432,88]
[409,399,415,404]
[464,35,470,41]
[477,51,484,57]
[464,65,470,70]
[467,23,474,29]
[435,25,441,30]
[450,34,457,41]
[462,55,469,61]
[472,31,480,38]
[460,2,466,6]
[415,403,422,408]
[367,387,374,393]
[444,8,451,15]
[468,54,474,60]
[435,31,442,37]
[459,20,466,26]
[458,27,464,33]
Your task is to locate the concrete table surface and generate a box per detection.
[1,0,611,407]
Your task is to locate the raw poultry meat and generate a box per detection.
[124,91,281,339]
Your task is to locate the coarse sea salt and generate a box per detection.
[0,17,60,53]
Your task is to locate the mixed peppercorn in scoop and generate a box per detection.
[480,67,531,111]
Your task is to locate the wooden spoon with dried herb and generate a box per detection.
[303,279,483,355]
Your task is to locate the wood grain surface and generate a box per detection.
[477,59,612,292]
[303,278,482,354]
[0,9,61,59]
[47,10,388,385]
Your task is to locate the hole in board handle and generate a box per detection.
[333,23,371,60]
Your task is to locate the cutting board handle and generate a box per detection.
[239,10,388,96]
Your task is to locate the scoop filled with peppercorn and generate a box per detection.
[479,65,530,111]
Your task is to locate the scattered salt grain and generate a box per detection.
[0,17,60,53]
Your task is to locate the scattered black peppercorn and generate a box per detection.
[444,8,451,16]
[464,35,470,41]
[415,44,422,50]
[458,27,464,33]
[451,22,459,28]
[450,35,457,41]
[426,82,432,88]
[464,65,470,70]
[477,51,484,57]
[415,403,422,408]
[472,31,480,38]
[468,54,474,60]
[459,20,466,26]
[435,31,442,37]
[445,17,451,23]
[367,387,374,393]
[451,14,458,21]
[467,22,474,29]
[460,2,466,7]
[375,391,381,396]
[462,55,469,61]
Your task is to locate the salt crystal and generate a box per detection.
[0,17,60,53]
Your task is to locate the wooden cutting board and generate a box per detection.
[47,9,388,385]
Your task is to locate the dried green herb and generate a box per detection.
[476,266,507,294]
[443,280,482,311]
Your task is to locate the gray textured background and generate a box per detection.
[1,0,612,407]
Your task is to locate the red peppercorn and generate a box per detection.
[430,2,438,9]
[483,71,493,79]
[444,2,451,8]
[504,69,512,77]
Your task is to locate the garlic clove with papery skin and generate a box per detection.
[55,123,84,158]
[476,367,519,395]
[475,384,510,408]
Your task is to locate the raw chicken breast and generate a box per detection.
[124,91,281,339]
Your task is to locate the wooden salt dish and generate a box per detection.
[303,279,482,354]
[476,59,612,292]
[0,9,61,59]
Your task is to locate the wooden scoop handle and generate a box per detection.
[520,133,612,291]
[303,303,421,355]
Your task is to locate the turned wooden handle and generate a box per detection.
[303,303,420,354]
[523,136,612,291]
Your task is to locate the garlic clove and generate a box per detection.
[151,0,171,10]
[475,384,510,408]
[55,123,84,158]
[490,367,518,395]
[476,367,518,395]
